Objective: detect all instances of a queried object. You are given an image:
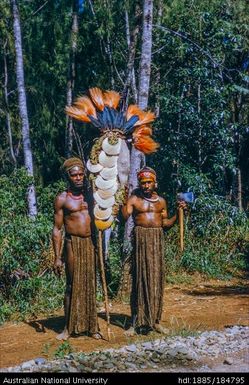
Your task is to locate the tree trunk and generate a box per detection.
[118,0,154,300]
[154,0,163,117]
[122,7,140,107]
[3,39,17,167]
[11,0,37,217]
[65,1,78,157]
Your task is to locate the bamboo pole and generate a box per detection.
[179,207,184,251]
[98,230,111,341]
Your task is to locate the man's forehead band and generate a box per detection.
[138,171,156,182]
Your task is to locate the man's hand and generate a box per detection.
[177,200,188,212]
[53,258,63,277]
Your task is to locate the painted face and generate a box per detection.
[139,179,155,197]
[68,166,84,189]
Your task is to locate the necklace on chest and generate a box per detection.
[67,191,83,200]
[142,195,159,210]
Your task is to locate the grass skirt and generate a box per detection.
[68,236,98,335]
[131,226,165,328]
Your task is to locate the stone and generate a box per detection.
[21,360,36,370]
[223,358,233,365]
[126,344,137,352]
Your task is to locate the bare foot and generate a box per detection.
[124,327,136,337]
[91,332,103,340]
[56,329,69,341]
[154,323,170,335]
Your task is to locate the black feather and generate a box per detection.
[123,115,139,133]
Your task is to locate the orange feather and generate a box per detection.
[126,104,143,120]
[65,106,91,122]
[89,87,105,111]
[133,125,153,137]
[134,110,156,127]
[133,135,159,154]
[103,90,120,109]
[74,96,97,118]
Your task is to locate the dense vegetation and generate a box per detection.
[0,0,248,322]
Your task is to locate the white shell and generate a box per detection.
[95,175,116,190]
[100,165,118,180]
[97,184,118,198]
[102,137,122,155]
[117,139,130,187]
[93,192,115,208]
[99,151,118,168]
[94,205,112,220]
[86,159,103,173]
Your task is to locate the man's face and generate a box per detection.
[139,179,155,197]
[68,166,84,189]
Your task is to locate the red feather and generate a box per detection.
[133,135,159,154]
[133,125,153,137]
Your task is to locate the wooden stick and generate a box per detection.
[179,207,184,251]
[98,230,111,341]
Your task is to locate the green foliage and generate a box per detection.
[164,192,248,278]
[53,341,74,359]
[0,168,65,323]
[106,237,123,296]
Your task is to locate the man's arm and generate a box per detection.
[162,199,187,228]
[121,195,135,220]
[161,198,177,228]
[52,194,65,276]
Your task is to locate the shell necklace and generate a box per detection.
[142,194,159,210]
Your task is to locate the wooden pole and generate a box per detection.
[179,207,184,251]
[98,230,111,341]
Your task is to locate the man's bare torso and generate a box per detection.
[132,194,165,228]
[57,191,92,237]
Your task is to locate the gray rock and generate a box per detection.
[142,341,153,350]
[34,357,47,365]
[126,344,137,352]
[223,358,233,365]
[21,360,36,370]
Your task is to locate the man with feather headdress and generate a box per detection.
[122,167,186,336]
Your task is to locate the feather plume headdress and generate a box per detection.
[66,87,159,230]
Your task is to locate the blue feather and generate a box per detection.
[123,115,139,133]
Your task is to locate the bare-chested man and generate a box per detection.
[122,166,186,336]
[52,157,101,340]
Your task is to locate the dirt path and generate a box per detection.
[1,277,248,369]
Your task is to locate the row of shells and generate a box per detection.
[87,135,122,230]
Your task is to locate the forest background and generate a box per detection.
[0,0,248,324]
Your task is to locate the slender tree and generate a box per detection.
[119,0,154,298]
[11,0,37,217]
[124,0,154,247]
[3,39,16,167]
[65,0,79,158]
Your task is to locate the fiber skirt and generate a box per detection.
[68,236,98,335]
[131,226,165,328]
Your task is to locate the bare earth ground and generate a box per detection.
[0,275,248,369]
